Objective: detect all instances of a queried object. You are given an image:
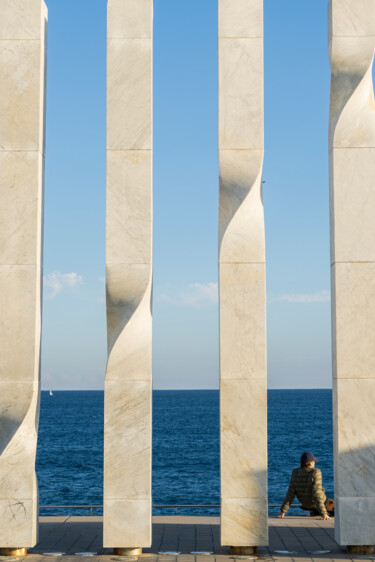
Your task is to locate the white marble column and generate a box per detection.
[218,0,268,550]
[104,0,153,551]
[0,0,47,550]
[329,0,375,549]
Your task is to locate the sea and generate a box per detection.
[37,389,333,517]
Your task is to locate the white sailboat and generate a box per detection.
[49,390,53,396]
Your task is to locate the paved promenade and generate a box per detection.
[23,516,371,562]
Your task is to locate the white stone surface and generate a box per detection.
[104,381,151,499]
[335,497,375,546]
[0,0,46,548]
[221,380,267,499]
[106,150,152,265]
[104,0,153,549]
[219,264,266,380]
[331,263,375,379]
[219,38,263,150]
[0,0,43,39]
[0,382,39,498]
[103,499,152,548]
[0,152,44,265]
[0,38,46,152]
[0,377,39,549]
[333,379,375,498]
[329,0,375,37]
[329,37,375,149]
[219,150,265,264]
[221,498,268,547]
[330,150,375,263]
[0,266,41,382]
[107,38,152,150]
[107,0,152,39]
[0,499,38,547]
[329,0,375,546]
[105,264,152,382]
[219,0,267,548]
[218,0,262,38]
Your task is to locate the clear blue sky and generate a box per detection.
[41,0,333,390]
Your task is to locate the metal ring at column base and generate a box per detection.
[113,547,142,556]
[230,546,258,555]
[346,546,375,555]
[0,547,27,557]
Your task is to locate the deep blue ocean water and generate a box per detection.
[36,389,333,517]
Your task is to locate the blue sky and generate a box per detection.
[41,0,333,390]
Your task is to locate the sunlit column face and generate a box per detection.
[218,0,268,548]
[0,0,47,548]
[329,0,375,547]
[104,0,153,549]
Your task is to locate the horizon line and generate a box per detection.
[41,387,333,391]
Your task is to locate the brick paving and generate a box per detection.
[21,516,373,562]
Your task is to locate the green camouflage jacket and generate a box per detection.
[281,467,327,516]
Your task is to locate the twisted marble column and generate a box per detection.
[0,0,47,550]
[218,0,268,550]
[104,0,153,551]
[329,0,375,549]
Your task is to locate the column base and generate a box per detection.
[346,546,375,555]
[0,548,27,557]
[114,548,142,556]
[230,546,258,555]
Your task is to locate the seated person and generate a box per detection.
[277,452,332,520]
